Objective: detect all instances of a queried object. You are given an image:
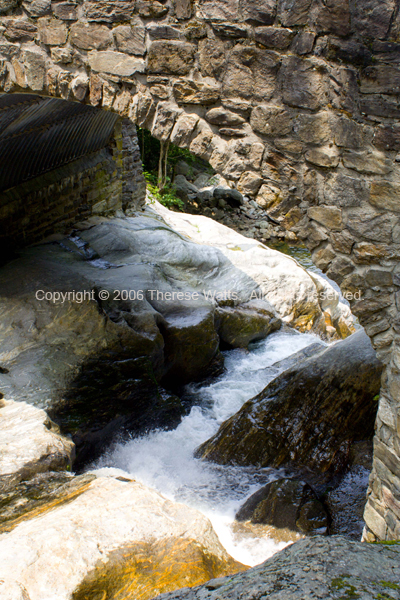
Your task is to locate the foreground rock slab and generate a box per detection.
[196,330,382,477]
[155,536,400,600]
[0,399,74,491]
[0,473,244,600]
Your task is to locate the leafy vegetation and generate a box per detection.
[137,126,211,211]
[143,170,184,210]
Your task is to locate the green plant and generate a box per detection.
[138,125,212,182]
[144,171,184,210]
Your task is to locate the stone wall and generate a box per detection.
[0,118,146,251]
[0,0,400,540]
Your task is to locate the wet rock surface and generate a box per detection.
[215,300,281,349]
[155,536,400,600]
[326,441,373,540]
[196,330,382,478]
[235,479,329,534]
[236,477,329,535]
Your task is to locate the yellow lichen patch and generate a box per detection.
[0,475,96,534]
[292,313,315,332]
[334,315,356,339]
[226,245,243,251]
[72,537,247,600]
[323,311,333,328]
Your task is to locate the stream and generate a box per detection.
[94,329,326,567]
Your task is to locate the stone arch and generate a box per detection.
[1,0,400,541]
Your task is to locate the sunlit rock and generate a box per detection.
[0,399,74,490]
[0,473,245,600]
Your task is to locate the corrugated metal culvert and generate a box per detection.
[0,93,119,193]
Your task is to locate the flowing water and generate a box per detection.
[94,329,325,566]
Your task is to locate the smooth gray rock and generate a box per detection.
[173,174,199,199]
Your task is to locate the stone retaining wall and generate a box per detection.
[0,118,146,250]
[0,0,400,540]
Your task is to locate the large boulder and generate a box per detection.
[196,330,382,477]
[155,536,400,600]
[153,200,354,337]
[213,186,244,207]
[235,478,329,535]
[172,173,199,203]
[0,473,245,600]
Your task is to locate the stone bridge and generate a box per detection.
[1,0,400,541]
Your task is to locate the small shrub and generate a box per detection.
[144,171,184,210]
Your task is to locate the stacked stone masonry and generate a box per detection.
[0,118,146,247]
[1,0,400,541]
